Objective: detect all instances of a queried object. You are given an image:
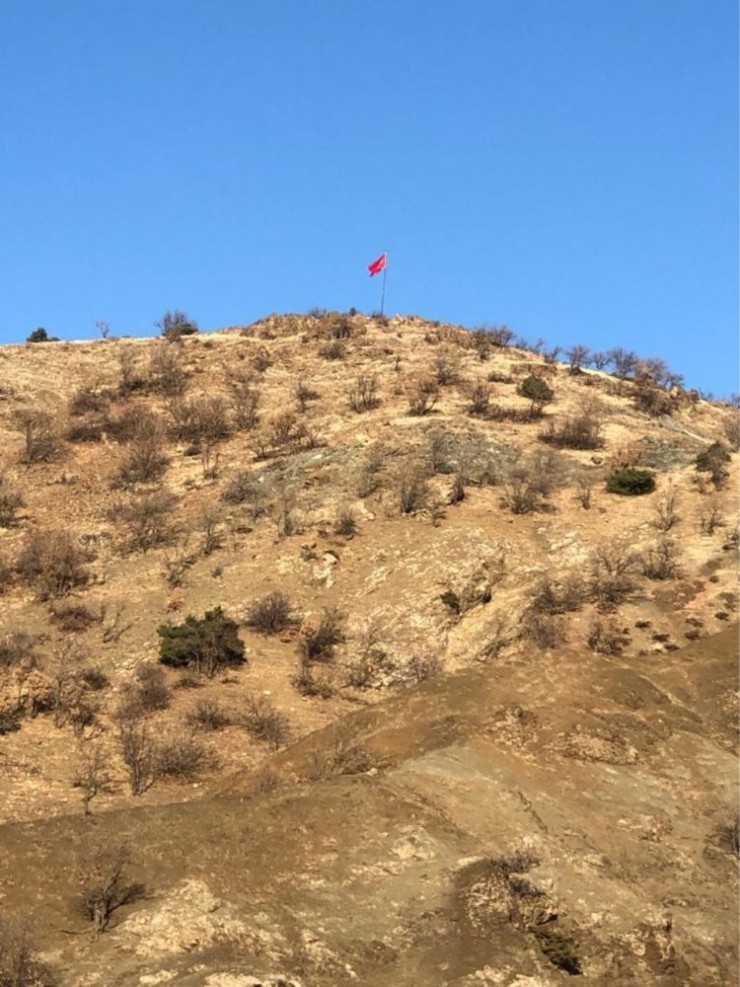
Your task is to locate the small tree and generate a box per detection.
[26,326,59,343]
[73,744,115,815]
[565,344,591,373]
[159,607,245,676]
[78,842,145,934]
[156,309,198,340]
[117,719,156,796]
[696,442,731,489]
[517,375,554,417]
[13,410,59,464]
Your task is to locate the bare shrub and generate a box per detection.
[520,610,565,649]
[241,694,291,749]
[221,471,269,515]
[539,398,604,450]
[722,411,740,451]
[467,384,491,417]
[477,615,512,661]
[269,411,305,450]
[398,465,431,514]
[78,842,145,934]
[245,591,297,635]
[292,659,334,698]
[574,476,593,509]
[499,451,560,515]
[699,499,724,534]
[433,347,461,385]
[651,488,680,531]
[73,744,115,815]
[0,478,23,528]
[407,378,439,415]
[167,395,230,446]
[528,575,586,615]
[407,653,443,683]
[186,698,231,732]
[116,490,178,552]
[299,608,345,664]
[334,510,357,537]
[587,618,630,656]
[156,309,198,340]
[69,385,110,416]
[590,542,638,610]
[117,718,156,795]
[318,339,346,360]
[696,441,731,489]
[0,913,58,985]
[16,529,91,599]
[50,603,100,632]
[13,409,59,464]
[117,348,147,396]
[155,735,213,780]
[640,538,681,580]
[134,663,171,712]
[114,414,168,486]
[355,445,387,497]
[148,341,188,395]
[198,510,222,556]
[348,374,380,412]
[228,377,260,431]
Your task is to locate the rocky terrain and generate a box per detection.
[0,312,737,985]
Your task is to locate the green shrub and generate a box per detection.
[696,441,731,488]
[605,467,656,496]
[158,607,245,677]
[156,309,198,340]
[517,374,554,415]
[26,326,59,342]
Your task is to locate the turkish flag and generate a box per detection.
[368,253,387,276]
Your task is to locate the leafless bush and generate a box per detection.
[114,411,168,486]
[528,575,586,615]
[117,718,156,795]
[117,348,147,396]
[651,488,680,531]
[155,735,213,780]
[640,538,681,580]
[134,663,171,712]
[73,744,115,815]
[499,451,560,515]
[167,395,230,445]
[101,601,133,643]
[198,510,222,556]
[16,529,91,599]
[574,476,593,509]
[295,381,320,412]
[348,374,380,412]
[228,377,260,431]
[467,384,491,417]
[245,591,298,635]
[299,607,345,664]
[0,912,58,985]
[318,339,346,360]
[240,694,291,749]
[397,465,431,514]
[269,411,305,450]
[0,478,23,528]
[221,471,268,515]
[407,378,439,415]
[115,490,178,552]
[13,409,59,464]
[355,445,387,497]
[292,659,335,698]
[587,618,630,656]
[589,541,638,610]
[148,341,188,395]
[539,398,604,450]
[50,603,101,632]
[69,385,111,417]
[477,615,512,662]
[722,411,740,451]
[186,698,232,732]
[699,499,725,534]
[520,610,565,649]
[433,347,461,385]
[78,842,145,934]
[407,653,444,683]
[334,510,357,537]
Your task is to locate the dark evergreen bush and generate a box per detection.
[605,467,656,496]
[158,606,245,676]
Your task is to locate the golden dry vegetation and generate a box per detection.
[0,312,737,985]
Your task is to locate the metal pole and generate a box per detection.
[380,255,387,316]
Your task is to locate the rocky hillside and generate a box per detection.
[0,313,737,985]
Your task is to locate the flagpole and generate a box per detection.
[380,253,388,316]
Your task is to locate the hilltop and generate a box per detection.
[0,312,737,986]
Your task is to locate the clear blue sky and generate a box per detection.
[2,1,738,395]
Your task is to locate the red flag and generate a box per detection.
[368,252,387,277]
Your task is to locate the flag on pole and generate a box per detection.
[368,253,387,277]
